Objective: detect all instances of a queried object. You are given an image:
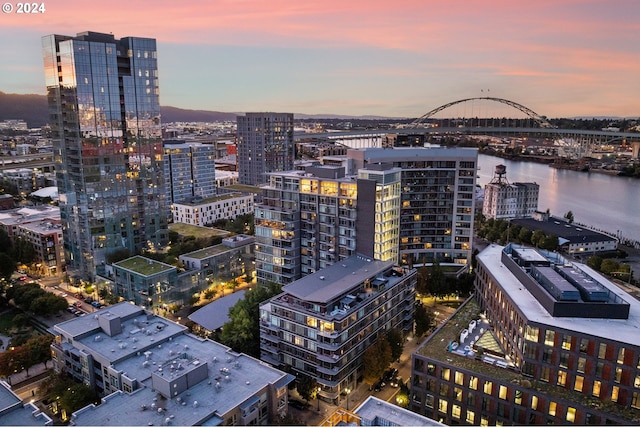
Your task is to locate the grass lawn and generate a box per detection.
[169,223,231,239]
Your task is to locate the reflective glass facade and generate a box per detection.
[42,32,168,281]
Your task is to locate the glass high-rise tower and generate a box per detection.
[42,31,168,282]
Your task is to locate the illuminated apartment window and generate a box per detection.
[514,389,523,405]
[438,399,448,413]
[562,335,572,350]
[612,386,619,402]
[469,375,478,390]
[466,410,475,424]
[544,330,555,346]
[484,381,493,395]
[455,371,464,385]
[439,384,449,396]
[441,368,450,381]
[480,416,489,426]
[452,404,461,419]
[615,367,622,383]
[548,401,557,416]
[592,381,601,397]
[557,371,567,386]
[454,387,462,402]
[531,395,538,411]
[635,375,640,389]
[499,385,507,399]
[566,407,576,423]
[574,376,584,392]
[525,325,539,342]
[618,347,625,364]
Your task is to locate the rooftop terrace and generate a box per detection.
[115,256,175,277]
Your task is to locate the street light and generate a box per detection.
[345,387,351,411]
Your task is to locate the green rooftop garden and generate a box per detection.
[168,223,230,240]
[115,256,175,276]
[182,243,234,260]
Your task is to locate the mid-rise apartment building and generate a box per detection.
[260,255,416,403]
[51,302,294,426]
[410,244,640,425]
[237,113,294,185]
[171,192,253,227]
[482,164,539,220]
[15,219,65,276]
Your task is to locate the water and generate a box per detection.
[477,154,640,243]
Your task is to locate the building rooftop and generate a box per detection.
[478,244,640,346]
[511,217,615,244]
[168,223,231,239]
[173,192,250,207]
[354,396,444,426]
[0,381,52,426]
[283,254,394,304]
[114,256,175,277]
[188,290,246,331]
[352,146,479,161]
[64,303,295,426]
[0,205,60,226]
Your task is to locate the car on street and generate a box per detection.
[289,399,308,410]
[389,376,402,388]
[373,381,386,392]
[383,368,398,382]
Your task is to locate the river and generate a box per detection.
[477,154,640,244]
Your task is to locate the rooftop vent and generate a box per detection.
[319,276,325,280]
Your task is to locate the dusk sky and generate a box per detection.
[1,0,638,118]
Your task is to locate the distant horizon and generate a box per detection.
[1,1,638,119]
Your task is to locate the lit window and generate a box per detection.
[566,407,576,423]
[592,381,601,397]
[548,401,557,416]
[499,385,507,400]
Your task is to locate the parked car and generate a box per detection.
[91,301,102,308]
[383,368,398,382]
[373,381,386,392]
[289,399,308,410]
[389,376,402,388]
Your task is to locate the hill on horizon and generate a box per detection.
[0,92,398,127]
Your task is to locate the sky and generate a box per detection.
[1,0,639,118]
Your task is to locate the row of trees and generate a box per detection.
[0,228,35,280]
[6,282,67,316]
[415,260,475,299]
[476,218,559,250]
[0,334,53,377]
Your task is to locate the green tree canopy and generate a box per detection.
[385,328,404,362]
[587,255,603,271]
[414,303,435,337]
[295,373,318,403]
[0,252,15,280]
[564,211,574,224]
[362,336,392,388]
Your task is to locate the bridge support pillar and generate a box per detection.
[632,141,640,159]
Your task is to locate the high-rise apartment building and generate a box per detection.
[255,164,400,285]
[482,164,539,220]
[348,147,477,268]
[164,142,217,204]
[236,113,294,185]
[42,31,168,281]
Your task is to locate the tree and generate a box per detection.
[427,260,448,299]
[296,373,318,403]
[0,252,15,280]
[105,247,131,264]
[0,228,12,254]
[415,266,429,295]
[385,328,404,362]
[540,234,559,251]
[362,336,392,389]
[518,227,532,244]
[531,230,546,247]
[58,382,97,415]
[587,255,603,271]
[11,237,35,264]
[601,259,621,275]
[564,211,574,224]
[414,303,435,337]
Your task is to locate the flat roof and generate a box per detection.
[188,290,246,331]
[181,243,237,260]
[511,217,615,244]
[353,146,478,161]
[72,334,292,426]
[283,254,393,304]
[168,223,231,239]
[114,256,175,277]
[173,192,250,207]
[354,396,444,426]
[0,381,52,426]
[478,244,640,346]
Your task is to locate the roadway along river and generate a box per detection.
[477,154,640,244]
